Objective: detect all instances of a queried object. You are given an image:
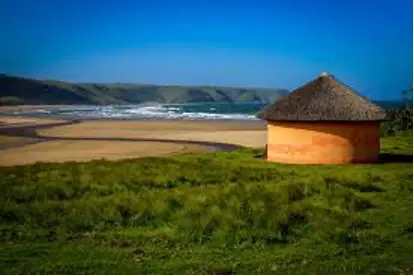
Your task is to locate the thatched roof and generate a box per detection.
[256,73,387,122]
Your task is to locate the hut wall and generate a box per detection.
[266,121,381,164]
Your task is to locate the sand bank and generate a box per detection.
[0,140,206,166]
[0,115,64,127]
[0,117,266,166]
[39,120,267,148]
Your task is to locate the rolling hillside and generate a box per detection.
[0,74,289,105]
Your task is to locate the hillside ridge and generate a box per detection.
[0,74,289,105]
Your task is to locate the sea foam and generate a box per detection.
[2,103,260,121]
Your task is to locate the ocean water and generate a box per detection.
[1,101,404,121]
[2,103,265,120]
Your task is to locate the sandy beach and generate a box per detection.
[0,114,266,166]
[38,120,266,147]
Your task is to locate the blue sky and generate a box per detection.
[0,0,412,100]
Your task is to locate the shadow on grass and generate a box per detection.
[378,153,413,164]
[252,151,413,165]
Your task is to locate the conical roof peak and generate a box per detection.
[319,72,334,78]
[256,73,387,122]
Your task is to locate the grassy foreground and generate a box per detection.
[0,134,412,274]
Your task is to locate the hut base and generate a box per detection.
[265,121,381,165]
[266,155,379,165]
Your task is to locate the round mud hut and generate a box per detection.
[257,72,387,164]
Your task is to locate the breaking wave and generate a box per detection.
[2,103,263,121]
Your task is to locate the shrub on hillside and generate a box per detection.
[0,96,24,106]
[381,105,413,136]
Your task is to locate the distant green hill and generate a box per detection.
[0,74,288,105]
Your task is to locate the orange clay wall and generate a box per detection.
[266,121,381,164]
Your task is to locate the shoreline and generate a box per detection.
[0,113,265,125]
[0,104,265,124]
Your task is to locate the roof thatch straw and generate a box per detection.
[256,73,387,122]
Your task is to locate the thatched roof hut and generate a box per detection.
[257,73,386,164]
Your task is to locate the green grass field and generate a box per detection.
[0,134,412,274]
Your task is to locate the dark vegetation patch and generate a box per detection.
[324,176,384,193]
[381,104,413,137]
